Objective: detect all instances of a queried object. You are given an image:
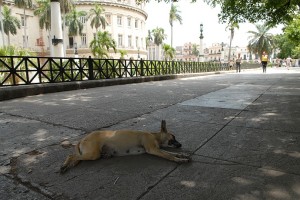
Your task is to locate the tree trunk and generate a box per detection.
[171,24,173,48]
[0,3,5,46]
[23,7,27,48]
[228,28,234,62]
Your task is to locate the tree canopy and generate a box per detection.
[136,0,300,25]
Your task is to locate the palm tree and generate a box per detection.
[89,31,116,58]
[88,4,107,33]
[247,23,275,59]
[34,0,51,31]
[0,0,5,45]
[14,0,32,48]
[226,21,239,62]
[61,0,74,55]
[152,27,167,60]
[162,43,175,60]
[169,3,182,48]
[65,8,87,46]
[2,5,21,45]
[191,44,199,57]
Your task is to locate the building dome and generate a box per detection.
[67,0,148,59]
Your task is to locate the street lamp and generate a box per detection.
[200,23,203,39]
[199,23,204,62]
[220,42,225,63]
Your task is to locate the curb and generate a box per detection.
[0,72,224,101]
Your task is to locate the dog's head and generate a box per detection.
[160,120,182,148]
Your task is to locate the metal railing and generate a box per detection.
[0,56,229,86]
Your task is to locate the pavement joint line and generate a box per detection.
[0,111,87,133]
[193,154,300,177]
[135,164,179,200]
[4,157,58,200]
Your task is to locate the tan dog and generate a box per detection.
[60,120,190,173]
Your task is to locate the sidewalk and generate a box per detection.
[0,67,300,200]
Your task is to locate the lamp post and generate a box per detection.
[199,23,204,62]
[221,42,225,62]
[138,48,140,59]
[50,0,64,57]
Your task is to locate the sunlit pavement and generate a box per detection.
[1,67,300,200]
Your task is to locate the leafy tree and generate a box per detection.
[89,31,116,58]
[2,5,21,45]
[162,43,175,60]
[136,0,300,25]
[275,15,300,58]
[273,34,294,59]
[204,0,300,25]
[247,23,275,59]
[65,8,87,43]
[169,3,182,47]
[14,0,32,48]
[88,4,107,33]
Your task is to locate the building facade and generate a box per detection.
[0,0,148,59]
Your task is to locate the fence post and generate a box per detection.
[140,58,144,76]
[88,56,94,80]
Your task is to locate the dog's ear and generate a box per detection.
[161,120,167,133]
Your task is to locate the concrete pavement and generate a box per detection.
[0,67,300,200]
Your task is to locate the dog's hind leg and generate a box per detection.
[60,142,102,174]
[60,154,81,174]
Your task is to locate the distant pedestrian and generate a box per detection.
[286,56,292,70]
[261,51,268,73]
[236,53,241,73]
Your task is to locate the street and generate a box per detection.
[1,67,300,200]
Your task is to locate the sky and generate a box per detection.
[145,1,283,48]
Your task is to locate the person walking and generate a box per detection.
[286,56,292,70]
[236,53,242,73]
[261,51,268,73]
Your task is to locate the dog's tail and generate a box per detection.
[60,142,81,174]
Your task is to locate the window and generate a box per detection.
[128,35,132,47]
[105,14,111,25]
[141,38,143,49]
[117,16,122,26]
[136,37,139,48]
[81,34,86,46]
[21,16,26,27]
[118,34,123,47]
[135,19,138,28]
[127,17,131,27]
[80,16,86,24]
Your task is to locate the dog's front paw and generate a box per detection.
[176,153,190,159]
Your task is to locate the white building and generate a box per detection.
[0,0,148,59]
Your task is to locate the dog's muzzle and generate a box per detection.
[168,139,182,148]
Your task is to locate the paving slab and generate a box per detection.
[140,156,300,200]
[230,95,300,132]
[0,175,50,200]
[195,125,300,175]
[0,113,84,163]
